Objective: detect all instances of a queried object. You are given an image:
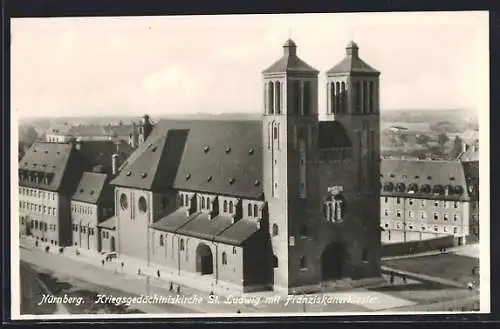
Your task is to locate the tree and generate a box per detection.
[438,132,450,146]
[415,133,431,146]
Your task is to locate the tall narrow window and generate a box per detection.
[330,82,335,114]
[229,201,234,213]
[294,80,301,115]
[355,81,362,113]
[180,238,185,251]
[340,82,346,114]
[303,81,311,116]
[247,203,252,217]
[201,196,205,209]
[268,82,274,114]
[222,252,228,265]
[335,82,340,114]
[159,234,164,246]
[363,81,368,113]
[275,81,281,114]
[223,200,228,213]
[368,81,374,113]
[253,204,259,218]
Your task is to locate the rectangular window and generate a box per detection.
[443,213,449,221]
[453,227,458,234]
[444,201,449,209]
[453,214,459,221]
[396,197,401,204]
[384,209,388,216]
[396,210,401,217]
[434,213,439,220]
[434,201,439,207]
[454,201,459,208]
[384,197,388,203]
[408,210,414,218]
[408,199,413,205]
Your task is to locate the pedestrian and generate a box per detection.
[209,290,214,297]
[177,285,181,294]
[121,261,124,270]
[237,309,241,314]
[101,259,105,266]
[138,268,141,275]
[157,269,160,278]
[169,281,174,292]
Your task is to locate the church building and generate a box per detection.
[110,39,382,293]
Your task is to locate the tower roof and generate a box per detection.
[327,41,379,75]
[263,39,319,75]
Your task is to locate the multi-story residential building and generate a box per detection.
[19,139,134,247]
[18,143,85,246]
[109,39,382,293]
[380,159,479,245]
[71,171,114,251]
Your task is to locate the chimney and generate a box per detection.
[112,154,119,176]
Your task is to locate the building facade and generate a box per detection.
[109,39,382,293]
[380,159,479,245]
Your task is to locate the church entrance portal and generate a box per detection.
[196,243,214,275]
[321,242,345,281]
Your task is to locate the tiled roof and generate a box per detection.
[150,208,196,233]
[327,42,379,75]
[150,209,260,246]
[318,121,352,148]
[18,142,75,192]
[97,216,116,230]
[214,218,260,245]
[111,129,188,191]
[72,172,108,204]
[262,39,318,74]
[380,159,471,201]
[112,119,351,197]
[175,213,235,241]
[68,125,108,137]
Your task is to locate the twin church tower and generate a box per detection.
[261,39,381,291]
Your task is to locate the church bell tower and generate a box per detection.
[261,39,319,292]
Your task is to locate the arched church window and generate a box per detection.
[223,200,228,213]
[222,252,228,265]
[340,82,346,114]
[329,82,335,114]
[120,193,128,210]
[294,80,301,115]
[275,81,281,114]
[180,238,185,251]
[335,82,340,114]
[229,201,234,213]
[363,80,368,113]
[159,234,164,247]
[247,203,252,217]
[272,223,279,236]
[201,196,205,209]
[268,82,274,114]
[368,81,374,113]
[138,196,147,213]
[355,81,362,113]
[273,126,278,140]
[303,81,311,116]
[253,204,259,218]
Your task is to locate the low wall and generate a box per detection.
[381,234,456,257]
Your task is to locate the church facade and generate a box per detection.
[107,39,382,293]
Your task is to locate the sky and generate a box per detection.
[10,11,489,118]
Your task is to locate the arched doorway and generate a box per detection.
[321,242,346,281]
[110,236,116,252]
[196,243,213,275]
